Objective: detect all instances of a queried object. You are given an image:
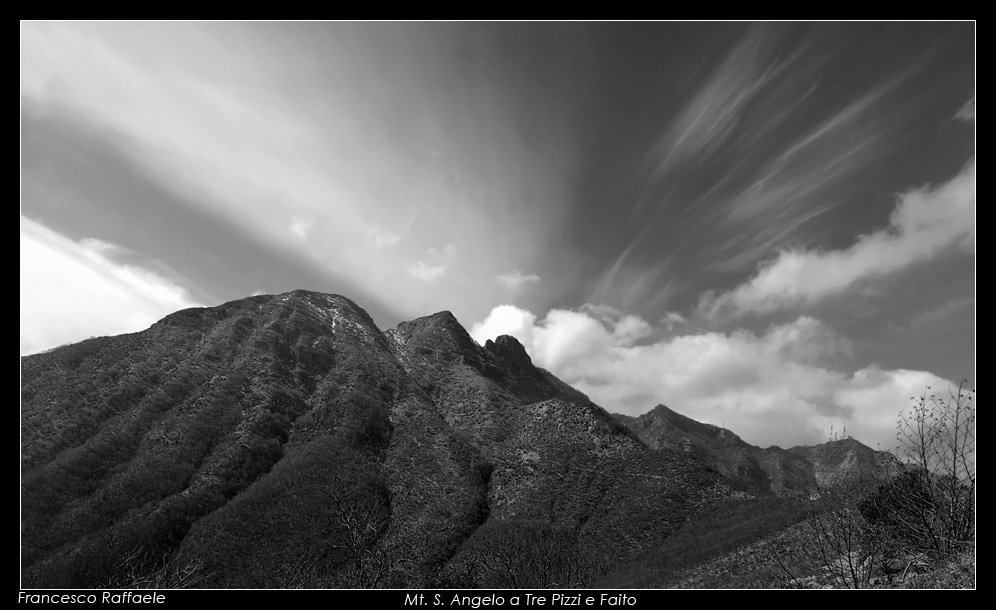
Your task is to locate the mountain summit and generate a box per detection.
[21,291,733,588]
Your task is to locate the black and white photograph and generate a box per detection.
[20,21,975,593]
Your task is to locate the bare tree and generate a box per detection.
[464,520,604,589]
[875,380,976,559]
[325,491,394,588]
[74,536,213,589]
[774,380,975,588]
[772,479,885,589]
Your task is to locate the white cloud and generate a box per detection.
[832,366,952,452]
[470,305,538,349]
[407,261,447,283]
[471,303,957,450]
[79,237,125,256]
[703,158,976,316]
[956,94,975,123]
[290,216,316,240]
[661,311,686,330]
[406,244,457,283]
[368,223,401,248]
[612,315,653,346]
[20,217,203,355]
[496,270,541,290]
[19,23,444,309]
[19,23,571,327]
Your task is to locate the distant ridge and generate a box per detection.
[614,404,899,495]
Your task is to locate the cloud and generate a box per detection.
[368,223,401,248]
[612,315,653,346]
[588,246,677,314]
[79,237,127,256]
[19,23,576,330]
[406,244,457,283]
[20,217,203,355]
[703,157,976,316]
[682,77,904,275]
[407,261,447,283]
[652,25,784,174]
[496,271,541,290]
[471,303,956,450]
[469,305,537,348]
[831,367,953,451]
[706,103,885,271]
[290,216,316,240]
[661,311,686,330]
[956,94,975,122]
[633,27,917,280]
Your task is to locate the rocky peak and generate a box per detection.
[484,334,532,367]
[285,290,376,324]
[388,309,479,364]
[632,404,748,450]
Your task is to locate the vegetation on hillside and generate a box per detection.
[599,381,976,590]
[771,381,975,589]
[599,496,812,588]
[19,292,974,590]
[20,291,734,589]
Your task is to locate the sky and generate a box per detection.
[20,22,975,451]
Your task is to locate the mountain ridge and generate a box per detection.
[21,290,732,588]
[21,290,909,588]
[614,403,899,495]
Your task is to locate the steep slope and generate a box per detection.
[616,404,898,495]
[20,291,732,588]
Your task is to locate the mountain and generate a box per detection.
[614,404,900,495]
[20,290,735,589]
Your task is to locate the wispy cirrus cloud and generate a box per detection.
[632,25,921,283]
[650,25,792,177]
[688,72,908,274]
[705,131,882,272]
[587,245,678,315]
[496,270,541,290]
